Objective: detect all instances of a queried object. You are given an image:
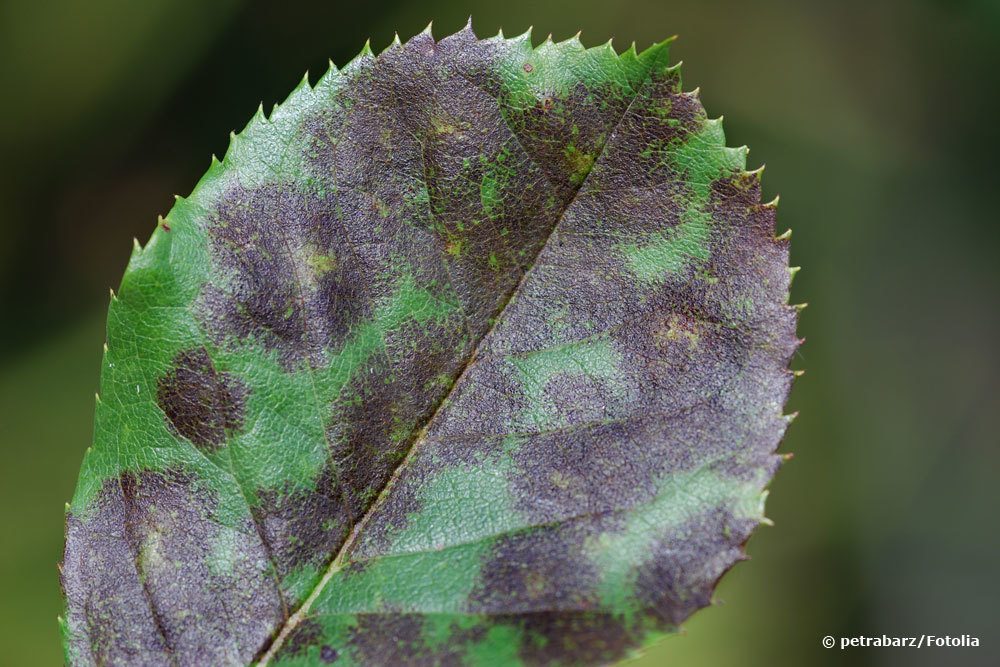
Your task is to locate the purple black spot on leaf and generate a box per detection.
[156,347,246,451]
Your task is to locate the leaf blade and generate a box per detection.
[62,24,798,667]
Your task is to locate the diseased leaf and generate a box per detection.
[61,22,799,667]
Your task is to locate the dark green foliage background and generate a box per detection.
[0,1,997,665]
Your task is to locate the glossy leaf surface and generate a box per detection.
[61,24,799,666]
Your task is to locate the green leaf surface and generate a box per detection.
[61,22,799,667]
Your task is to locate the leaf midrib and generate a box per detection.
[255,50,664,666]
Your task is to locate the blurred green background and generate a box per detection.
[1,0,997,664]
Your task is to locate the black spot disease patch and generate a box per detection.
[156,347,246,451]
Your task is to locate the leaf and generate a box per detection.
[61,22,799,667]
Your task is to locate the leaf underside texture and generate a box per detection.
[61,22,799,667]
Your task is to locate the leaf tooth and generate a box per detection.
[341,39,376,74]
[421,21,434,38]
[132,237,142,253]
[763,193,780,209]
[775,228,792,241]
[788,265,801,283]
[63,502,70,513]
[496,27,504,39]
[738,165,765,192]
[511,25,533,48]
[94,392,101,405]
[462,15,474,36]
[378,36,398,56]
[316,59,340,90]
[792,369,806,377]
[108,287,116,301]
[784,410,800,423]
[154,214,170,234]
[665,59,683,91]
[793,301,808,311]
[296,70,312,93]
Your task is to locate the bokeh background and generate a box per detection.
[1,0,998,665]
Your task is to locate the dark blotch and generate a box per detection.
[345,613,501,666]
[61,471,282,665]
[256,466,351,586]
[274,619,325,661]
[471,525,602,613]
[636,508,755,626]
[349,614,437,666]
[199,184,373,368]
[508,611,637,667]
[156,347,246,450]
